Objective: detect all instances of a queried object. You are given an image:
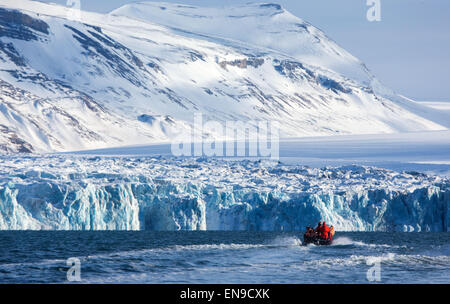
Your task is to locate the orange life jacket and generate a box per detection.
[321,223,330,239]
[329,227,335,239]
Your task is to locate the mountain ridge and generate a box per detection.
[0,0,447,153]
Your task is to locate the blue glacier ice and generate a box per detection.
[0,156,448,231]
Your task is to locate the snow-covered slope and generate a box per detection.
[0,0,447,152]
[111,2,371,83]
[0,155,448,231]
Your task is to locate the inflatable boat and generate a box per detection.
[303,236,333,246]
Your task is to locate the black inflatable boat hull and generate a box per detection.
[303,238,332,246]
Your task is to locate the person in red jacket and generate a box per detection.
[315,222,322,238]
[320,221,330,239]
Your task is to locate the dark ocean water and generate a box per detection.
[0,231,448,284]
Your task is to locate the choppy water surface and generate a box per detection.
[0,232,448,283]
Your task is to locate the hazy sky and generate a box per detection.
[37,0,450,101]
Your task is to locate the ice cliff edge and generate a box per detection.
[0,156,448,231]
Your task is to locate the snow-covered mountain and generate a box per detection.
[0,0,447,153]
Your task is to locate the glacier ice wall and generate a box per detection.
[0,159,450,231]
[0,156,448,231]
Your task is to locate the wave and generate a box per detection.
[171,243,266,251]
[331,236,363,246]
[81,243,266,261]
[268,236,302,247]
[95,237,306,259]
[66,238,306,266]
[331,236,406,249]
[419,243,450,257]
[0,258,67,270]
[302,252,450,268]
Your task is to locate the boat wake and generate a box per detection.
[268,236,303,247]
[331,236,406,249]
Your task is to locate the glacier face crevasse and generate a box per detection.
[0,156,448,231]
